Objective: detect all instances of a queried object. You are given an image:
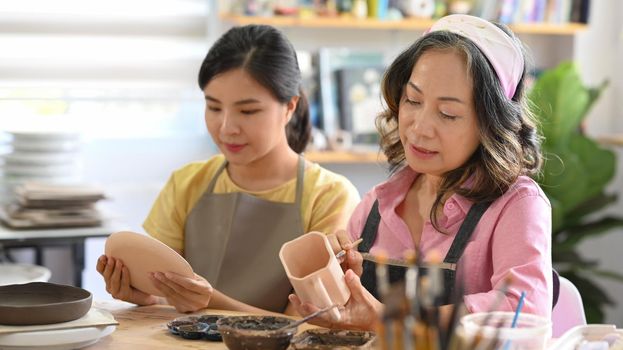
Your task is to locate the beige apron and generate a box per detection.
[184,156,305,312]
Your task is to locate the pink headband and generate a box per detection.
[426,14,524,99]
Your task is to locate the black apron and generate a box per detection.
[359,199,491,305]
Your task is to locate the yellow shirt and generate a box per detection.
[143,154,361,252]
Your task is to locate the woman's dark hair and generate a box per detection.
[377,24,542,231]
[198,25,311,153]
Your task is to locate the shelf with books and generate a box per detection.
[220,15,587,35]
[304,150,386,164]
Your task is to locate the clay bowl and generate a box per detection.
[217,315,298,350]
[0,282,92,325]
[105,231,194,296]
[290,329,376,349]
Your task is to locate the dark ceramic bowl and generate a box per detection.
[0,282,92,325]
[217,315,297,350]
[290,329,376,349]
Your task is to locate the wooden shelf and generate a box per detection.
[507,22,588,35]
[596,134,623,147]
[220,15,587,35]
[304,150,386,164]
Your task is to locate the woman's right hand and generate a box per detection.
[328,230,363,276]
[96,255,159,306]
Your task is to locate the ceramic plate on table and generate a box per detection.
[0,282,92,325]
[0,264,51,286]
[0,325,115,350]
[104,231,195,296]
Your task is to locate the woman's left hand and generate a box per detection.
[150,272,214,313]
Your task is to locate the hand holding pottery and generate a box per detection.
[150,271,214,313]
[103,231,195,297]
[279,232,351,321]
[96,255,159,306]
[289,269,382,331]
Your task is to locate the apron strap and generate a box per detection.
[206,158,228,194]
[440,200,492,305]
[206,155,305,204]
[294,155,305,208]
[442,201,492,265]
[358,199,381,253]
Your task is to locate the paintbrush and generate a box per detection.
[375,250,392,350]
[442,276,465,350]
[335,238,364,260]
[483,315,508,350]
[403,250,418,350]
[361,253,457,270]
[467,275,513,349]
[423,251,443,350]
[500,291,527,350]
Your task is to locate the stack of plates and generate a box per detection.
[0,182,106,229]
[0,130,82,206]
[1,131,81,180]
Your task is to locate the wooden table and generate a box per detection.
[87,300,315,349]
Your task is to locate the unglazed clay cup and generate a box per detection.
[279,231,350,321]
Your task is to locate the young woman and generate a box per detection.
[290,14,552,330]
[97,25,360,314]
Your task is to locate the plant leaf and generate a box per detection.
[552,250,598,267]
[568,135,616,199]
[528,62,619,325]
[559,217,623,249]
[529,62,587,147]
[561,193,618,230]
[582,268,623,283]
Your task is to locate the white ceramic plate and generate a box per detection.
[2,163,78,177]
[104,231,194,296]
[9,131,81,142]
[3,152,78,165]
[0,325,115,349]
[11,139,80,153]
[0,264,51,286]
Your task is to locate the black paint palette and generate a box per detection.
[166,314,224,341]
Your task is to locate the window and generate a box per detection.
[0,0,210,138]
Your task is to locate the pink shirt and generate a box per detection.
[347,167,553,319]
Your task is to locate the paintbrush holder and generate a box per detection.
[459,311,551,350]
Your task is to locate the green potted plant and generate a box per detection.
[529,62,623,323]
